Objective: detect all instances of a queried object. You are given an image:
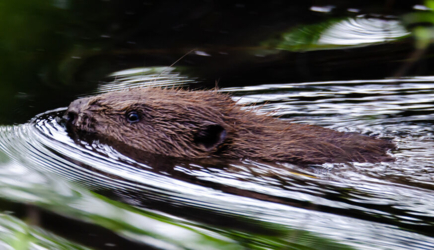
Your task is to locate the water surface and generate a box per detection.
[0,1,434,249]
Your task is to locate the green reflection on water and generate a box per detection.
[0,159,354,249]
[263,19,344,51]
[0,0,132,124]
[0,214,92,250]
[403,1,434,50]
[264,17,410,52]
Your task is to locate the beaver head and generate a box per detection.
[65,88,394,165]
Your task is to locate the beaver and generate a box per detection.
[64,88,394,165]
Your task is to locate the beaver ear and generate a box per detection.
[194,124,227,151]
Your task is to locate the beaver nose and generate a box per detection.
[64,97,89,125]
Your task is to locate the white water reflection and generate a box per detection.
[97,67,193,94]
[223,77,434,125]
[318,17,409,46]
[1,76,434,249]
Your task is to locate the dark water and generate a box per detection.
[0,1,434,249]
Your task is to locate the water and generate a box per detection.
[0,1,433,249]
[0,77,433,249]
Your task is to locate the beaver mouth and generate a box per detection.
[64,96,97,132]
[63,111,97,134]
[64,111,78,125]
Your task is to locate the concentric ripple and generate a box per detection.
[0,77,433,248]
[318,16,410,46]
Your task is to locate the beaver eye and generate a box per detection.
[126,111,140,124]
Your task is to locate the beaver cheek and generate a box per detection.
[193,124,227,151]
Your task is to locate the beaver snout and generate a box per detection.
[64,97,89,126]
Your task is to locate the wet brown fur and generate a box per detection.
[65,88,394,165]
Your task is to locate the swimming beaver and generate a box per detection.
[64,88,394,165]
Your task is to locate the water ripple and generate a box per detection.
[0,78,433,248]
[318,16,409,46]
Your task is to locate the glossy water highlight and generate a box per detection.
[0,77,432,248]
